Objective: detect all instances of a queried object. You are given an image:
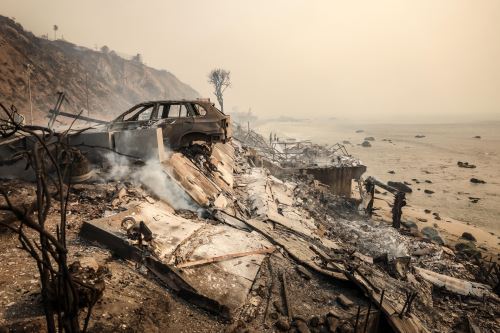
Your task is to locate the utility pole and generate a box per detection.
[26,63,34,125]
[85,72,89,117]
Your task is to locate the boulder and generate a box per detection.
[424,189,434,194]
[468,197,480,203]
[457,161,476,169]
[401,220,417,229]
[361,141,371,147]
[421,227,444,245]
[364,136,375,141]
[461,232,476,242]
[455,241,481,258]
[470,178,486,184]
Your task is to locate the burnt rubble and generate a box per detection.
[1,112,499,333]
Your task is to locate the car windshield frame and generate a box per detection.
[114,103,156,122]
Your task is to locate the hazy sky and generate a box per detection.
[2,0,500,123]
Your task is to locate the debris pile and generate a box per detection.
[1,113,499,332]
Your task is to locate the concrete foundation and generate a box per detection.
[67,131,113,163]
[112,128,167,162]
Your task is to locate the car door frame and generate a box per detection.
[109,102,158,131]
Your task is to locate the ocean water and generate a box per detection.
[254,120,500,234]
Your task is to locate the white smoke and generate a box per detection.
[133,158,196,210]
[103,151,196,211]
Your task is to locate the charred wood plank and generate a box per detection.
[176,247,275,269]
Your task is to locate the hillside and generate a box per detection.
[0,15,199,124]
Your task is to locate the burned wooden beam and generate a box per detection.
[281,272,293,322]
[365,176,406,229]
[366,176,399,195]
[263,258,274,324]
[176,247,275,269]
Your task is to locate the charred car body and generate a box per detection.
[107,99,231,149]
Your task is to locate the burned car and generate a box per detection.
[107,99,231,149]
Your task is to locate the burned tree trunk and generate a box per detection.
[365,178,375,217]
[392,192,406,229]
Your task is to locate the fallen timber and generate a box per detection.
[415,267,497,300]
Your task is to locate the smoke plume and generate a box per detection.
[104,151,196,211]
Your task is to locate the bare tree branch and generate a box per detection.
[207,68,231,113]
[0,101,101,332]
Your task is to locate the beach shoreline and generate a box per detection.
[254,119,500,255]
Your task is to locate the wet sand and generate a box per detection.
[254,119,500,247]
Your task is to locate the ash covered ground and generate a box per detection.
[0,126,499,333]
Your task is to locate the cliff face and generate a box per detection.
[0,15,199,124]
